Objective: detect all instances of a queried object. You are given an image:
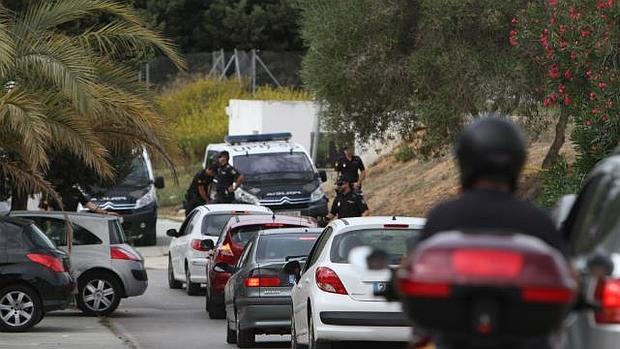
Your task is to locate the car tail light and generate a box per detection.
[315,267,347,295]
[244,276,281,287]
[191,239,209,251]
[595,278,620,324]
[26,253,66,273]
[111,246,140,261]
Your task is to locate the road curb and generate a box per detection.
[100,316,142,349]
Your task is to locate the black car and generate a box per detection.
[0,216,74,332]
[220,227,322,348]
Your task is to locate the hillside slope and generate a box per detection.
[362,142,575,217]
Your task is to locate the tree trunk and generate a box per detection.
[541,107,570,170]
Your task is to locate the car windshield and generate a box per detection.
[330,228,422,264]
[256,233,320,262]
[119,156,150,187]
[109,219,127,244]
[233,152,314,179]
[25,224,57,250]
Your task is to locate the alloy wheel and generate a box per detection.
[82,279,115,312]
[0,291,34,327]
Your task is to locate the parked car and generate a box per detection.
[286,216,425,349]
[9,211,147,316]
[205,214,316,319]
[220,227,322,347]
[552,150,620,349]
[0,216,74,331]
[166,204,272,295]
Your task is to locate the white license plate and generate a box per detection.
[278,210,301,217]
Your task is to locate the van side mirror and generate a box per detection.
[318,170,327,183]
[201,239,215,251]
[283,260,301,282]
[166,229,179,238]
[154,176,165,189]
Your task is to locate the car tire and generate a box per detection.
[0,284,43,332]
[76,271,122,316]
[309,311,331,349]
[185,266,202,296]
[140,221,157,246]
[236,312,255,348]
[226,311,237,344]
[206,291,226,319]
[168,258,183,289]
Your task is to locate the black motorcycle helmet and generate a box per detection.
[456,116,526,192]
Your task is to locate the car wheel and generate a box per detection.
[168,258,183,289]
[226,310,237,344]
[76,271,122,316]
[185,266,202,296]
[309,312,331,349]
[0,284,43,332]
[236,311,255,348]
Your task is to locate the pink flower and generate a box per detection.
[569,7,582,20]
[599,82,609,89]
[561,41,569,49]
[593,107,600,114]
[563,69,574,80]
[559,25,567,34]
[589,92,597,100]
[558,84,566,94]
[549,65,560,79]
[563,95,572,106]
[585,119,593,126]
[585,69,593,79]
[511,18,518,25]
[581,30,591,37]
[548,0,558,7]
[602,114,609,122]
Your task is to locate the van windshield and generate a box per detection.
[119,156,150,187]
[233,153,314,180]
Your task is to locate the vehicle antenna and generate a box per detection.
[392,215,397,221]
[272,214,276,222]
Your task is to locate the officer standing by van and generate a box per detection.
[327,175,369,220]
[335,146,366,191]
[184,164,217,215]
[213,151,244,203]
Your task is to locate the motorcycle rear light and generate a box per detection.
[26,253,66,273]
[191,239,208,251]
[110,246,140,261]
[521,286,574,304]
[315,267,348,295]
[453,249,523,278]
[244,276,281,287]
[399,280,451,298]
[595,278,620,324]
[384,224,409,229]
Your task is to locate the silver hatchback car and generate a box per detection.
[10,211,148,316]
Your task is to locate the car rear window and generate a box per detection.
[202,214,233,236]
[330,228,421,264]
[24,224,57,250]
[109,220,127,244]
[256,233,320,262]
[231,224,301,246]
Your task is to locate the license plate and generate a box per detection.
[279,210,301,217]
[373,282,388,294]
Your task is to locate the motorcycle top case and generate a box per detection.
[398,231,576,339]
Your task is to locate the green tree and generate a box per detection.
[0,0,185,208]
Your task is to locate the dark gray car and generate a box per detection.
[219,227,322,348]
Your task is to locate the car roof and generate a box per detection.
[226,214,316,229]
[10,210,117,221]
[258,227,323,236]
[0,215,34,227]
[330,216,426,232]
[197,204,272,214]
[207,141,307,157]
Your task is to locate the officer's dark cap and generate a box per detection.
[336,175,353,186]
[218,151,230,159]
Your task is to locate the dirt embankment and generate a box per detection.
[362,142,575,217]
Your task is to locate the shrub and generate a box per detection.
[537,156,584,208]
[395,144,415,162]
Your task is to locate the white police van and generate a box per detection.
[204,133,328,218]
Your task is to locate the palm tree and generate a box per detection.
[0,0,185,208]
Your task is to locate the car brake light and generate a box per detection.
[111,246,140,261]
[521,287,575,303]
[595,278,620,324]
[26,253,66,273]
[191,239,209,251]
[452,249,523,278]
[315,267,348,295]
[264,223,285,228]
[384,224,409,229]
[244,276,281,287]
[399,279,451,298]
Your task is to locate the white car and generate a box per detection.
[290,216,425,348]
[167,204,272,295]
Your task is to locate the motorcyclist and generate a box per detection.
[417,116,565,349]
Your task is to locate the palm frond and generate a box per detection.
[0,159,61,208]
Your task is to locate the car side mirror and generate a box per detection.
[283,260,301,282]
[318,170,327,183]
[586,252,614,277]
[201,239,215,251]
[154,176,165,189]
[166,229,179,238]
[214,262,234,273]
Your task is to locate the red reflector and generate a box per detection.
[399,279,451,298]
[315,267,348,295]
[452,249,523,278]
[110,247,140,261]
[26,253,66,273]
[384,224,409,229]
[595,278,620,324]
[244,277,281,287]
[521,287,574,303]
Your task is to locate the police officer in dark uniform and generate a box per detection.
[212,151,244,204]
[327,175,369,220]
[335,146,366,192]
[183,164,217,215]
[47,184,119,215]
[419,117,564,349]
